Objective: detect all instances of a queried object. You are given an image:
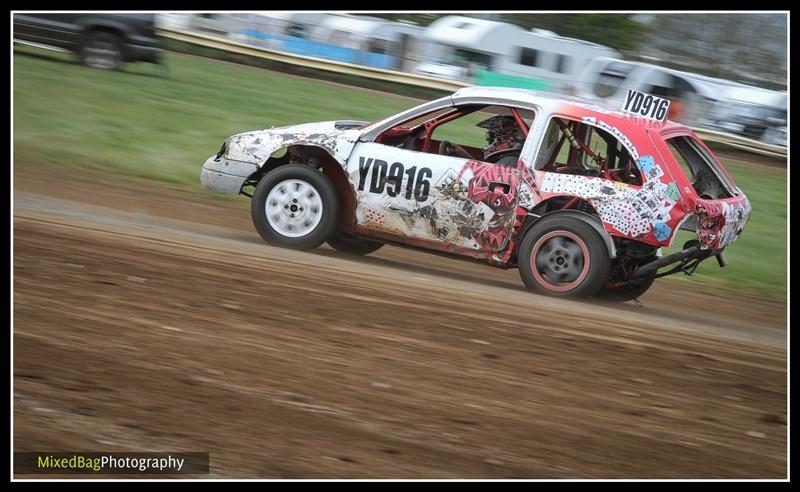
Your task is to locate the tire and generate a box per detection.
[327,229,384,255]
[251,165,339,251]
[79,31,123,70]
[518,215,610,298]
[594,271,656,302]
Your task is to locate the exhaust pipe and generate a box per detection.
[632,245,701,279]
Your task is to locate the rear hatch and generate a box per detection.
[658,132,752,250]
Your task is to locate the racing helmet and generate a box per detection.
[477,115,524,161]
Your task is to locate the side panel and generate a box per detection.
[531,168,684,246]
[14,14,80,49]
[346,142,525,253]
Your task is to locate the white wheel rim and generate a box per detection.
[265,179,323,238]
[84,40,119,69]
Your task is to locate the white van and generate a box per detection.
[702,86,787,145]
[576,58,787,145]
[575,58,728,126]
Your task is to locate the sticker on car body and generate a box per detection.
[622,90,671,122]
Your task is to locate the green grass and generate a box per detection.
[13,46,787,299]
[13,47,446,185]
[662,158,787,299]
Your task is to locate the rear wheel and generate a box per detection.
[79,31,123,70]
[327,229,384,255]
[251,165,339,251]
[518,215,610,298]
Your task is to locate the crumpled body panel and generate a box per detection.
[224,121,361,165]
[696,196,753,250]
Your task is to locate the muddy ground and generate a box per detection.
[13,163,787,478]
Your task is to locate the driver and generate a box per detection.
[440,114,525,166]
[477,115,524,166]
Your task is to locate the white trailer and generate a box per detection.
[308,14,427,71]
[413,15,619,94]
[181,12,329,41]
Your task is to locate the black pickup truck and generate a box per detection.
[13,13,162,70]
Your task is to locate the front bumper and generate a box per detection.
[200,155,259,195]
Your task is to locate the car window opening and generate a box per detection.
[376,104,535,167]
[665,136,735,199]
[535,117,642,186]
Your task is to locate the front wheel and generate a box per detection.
[79,31,123,70]
[518,215,610,298]
[251,165,339,251]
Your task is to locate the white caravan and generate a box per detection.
[413,15,619,94]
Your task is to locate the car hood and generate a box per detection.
[224,120,368,165]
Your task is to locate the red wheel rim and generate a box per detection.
[530,230,590,292]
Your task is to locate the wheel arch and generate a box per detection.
[247,144,358,234]
[516,210,613,298]
[79,19,132,40]
[79,25,127,52]
[519,208,617,259]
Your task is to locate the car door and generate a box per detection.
[345,141,523,254]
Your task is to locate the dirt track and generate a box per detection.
[13,163,787,478]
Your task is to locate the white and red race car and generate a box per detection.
[201,87,751,300]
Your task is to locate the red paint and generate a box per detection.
[510,107,529,137]
[561,197,580,210]
[456,160,532,251]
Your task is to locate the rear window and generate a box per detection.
[665,136,737,199]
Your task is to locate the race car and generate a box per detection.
[201,86,751,300]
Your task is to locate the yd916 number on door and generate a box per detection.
[357,157,432,202]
